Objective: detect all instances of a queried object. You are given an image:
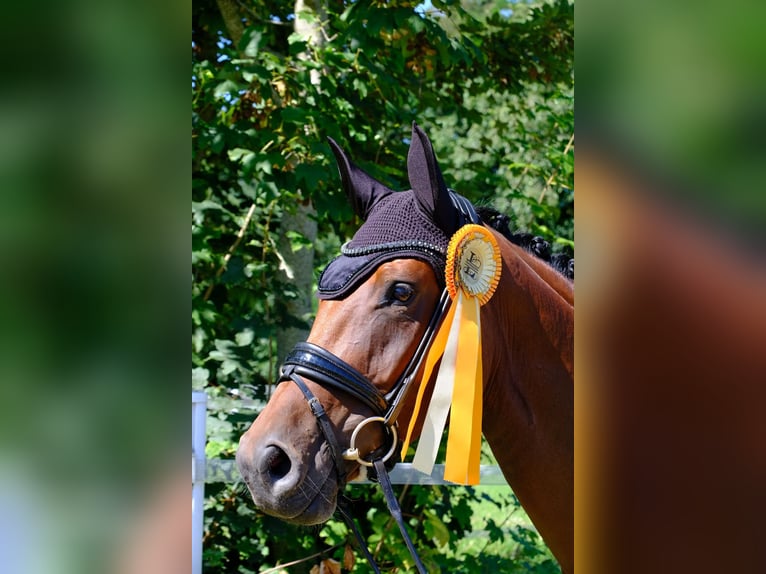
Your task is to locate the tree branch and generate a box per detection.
[202,202,256,302]
[258,544,341,574]
[539,132,574,203]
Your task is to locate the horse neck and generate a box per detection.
[481,230,574,572]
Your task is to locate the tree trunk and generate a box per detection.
[275,203,317,363]
[213,0,325,364]
[275,0,326,362]
[214,0,244,46]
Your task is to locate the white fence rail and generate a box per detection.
[192,392,207,574]
[192,392,507,572]
[202,457,508,486]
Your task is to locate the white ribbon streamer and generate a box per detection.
[412,292,464,475]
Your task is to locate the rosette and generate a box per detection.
[401,225,502,484]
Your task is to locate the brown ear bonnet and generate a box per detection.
[317,123,479,300]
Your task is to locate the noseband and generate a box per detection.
[279,342,391,488]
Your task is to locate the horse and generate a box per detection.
[237,123,574,572]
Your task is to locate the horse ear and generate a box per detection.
[328,137,394,220]
[407,123,461,235]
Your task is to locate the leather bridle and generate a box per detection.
[279,289,451,485]
[275,192,480,573]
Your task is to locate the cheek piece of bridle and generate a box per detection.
[277,194,479,574]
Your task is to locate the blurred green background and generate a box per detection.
[0,1,188,573]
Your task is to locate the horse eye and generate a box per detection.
[390,283,414,303]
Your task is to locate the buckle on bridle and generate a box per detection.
[342,416,399,467]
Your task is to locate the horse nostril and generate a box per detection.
[261,445,292,480]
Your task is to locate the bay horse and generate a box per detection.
[237,124,573,572]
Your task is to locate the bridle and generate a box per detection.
[276,192,480,573]
[280,289,451,477]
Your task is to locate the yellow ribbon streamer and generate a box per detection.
[411,293,463,475]
[402,225,501,485]
[399,299,456,460]
[443,293,483,484]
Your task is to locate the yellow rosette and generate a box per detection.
[401,224,501,485]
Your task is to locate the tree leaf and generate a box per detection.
[240,28,263,58]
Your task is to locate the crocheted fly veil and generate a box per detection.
[318,124,467,300]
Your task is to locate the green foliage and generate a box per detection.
[193,0,572,571]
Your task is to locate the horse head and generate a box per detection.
[236,124,466,524]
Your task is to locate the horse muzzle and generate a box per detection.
[236,431,339,525]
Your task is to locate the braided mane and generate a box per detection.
[476,206,574,281]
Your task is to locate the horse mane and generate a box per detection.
[475,205,574,281]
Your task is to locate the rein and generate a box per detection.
[276,192,480,573]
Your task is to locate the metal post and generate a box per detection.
[192,392,207,574]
